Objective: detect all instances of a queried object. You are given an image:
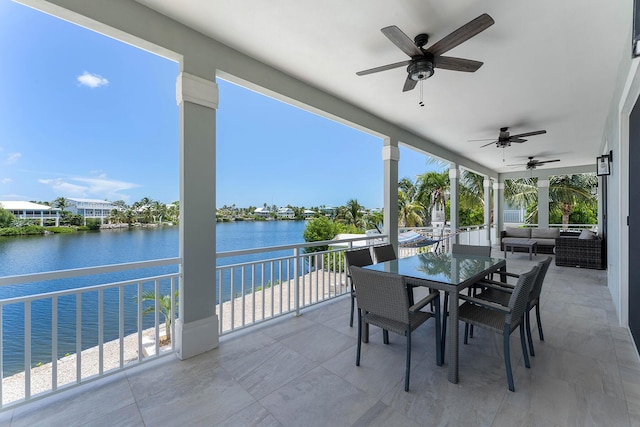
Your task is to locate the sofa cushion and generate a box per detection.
[579,229,598,240]
[531,228,560,239]
[504,227,531,238]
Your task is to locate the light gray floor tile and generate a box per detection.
[216,401,283,427]
[279,323,354,364]
[260,366,378,427]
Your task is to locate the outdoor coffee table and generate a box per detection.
[503,238,537,260]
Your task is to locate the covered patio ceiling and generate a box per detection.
[135,0,628,174]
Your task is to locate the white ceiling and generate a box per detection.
[136,0,630,173]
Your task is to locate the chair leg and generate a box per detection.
[441,292,449,358]
[470,324,474,338]
[434,296,443,366]
[535,304,544,341]
[504,328,515,392]
[350,293,355,328]
[525,309,535,357]
[520,322,531,369]
[464,323,469,345]
[405,326,411,392]
[356,309,362,366]
[383,329,389,344]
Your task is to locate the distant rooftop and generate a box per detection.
[0,201,59,211]
[67,198,112,203]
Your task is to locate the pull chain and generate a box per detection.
[419,80,425,107]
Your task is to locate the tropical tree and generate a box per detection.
[342,199,365,229]
[0,207,15,228]
[549,174,597,228]
[398,187,424,227]
[505,174,597,227]
[135,290,178,341]
[52,197,69,211]
[416,171,449,224]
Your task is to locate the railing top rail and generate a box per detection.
[217,234,388,259]
[0,257,181,287]
[0,272,180,305]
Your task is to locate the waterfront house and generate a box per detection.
[66,198,116,225]
[253,207,270,218]
[2,1,640,425]
[276,207,295,219]
[0,201,60,227]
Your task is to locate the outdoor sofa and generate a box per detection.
[500,227,560,254]
[555,229,605,269]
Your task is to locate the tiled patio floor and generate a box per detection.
[1,251,638,426]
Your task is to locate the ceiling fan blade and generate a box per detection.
[469,138,497,142]
[537,159,561,165]
[435,56,483,72]
[356,60,411,76]
[510,138,527,143]
[381,25,422,57]
[480,140,498,147]
[510,130,547,138]
[403,76,417,92]
[426,13,495,57]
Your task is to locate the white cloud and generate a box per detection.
[77,71,109,88]
[38,174,140,202]
[1,178,12,184]
[5,152,21,165]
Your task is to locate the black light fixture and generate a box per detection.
[596,151,613,176]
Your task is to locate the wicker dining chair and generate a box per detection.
[350,266,442,392]
[372,244,397,263]
[470,256,552,356]
[344,248,374,327]
[458,264,540,392]
[442,244,493,345]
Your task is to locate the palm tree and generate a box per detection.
[550,174,597,229]
[398,189,424,227]
[343,199,365,228]
[416,171,449,224]
[52,196,69,211]
[135,290,178,341]
[505,174,597,227]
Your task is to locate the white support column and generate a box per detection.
[493,181,504,236]
[449,167,459,243]
[538,179,550,228]
[175,72,219,360]
[483,178,491,244]
[382,139,399,250]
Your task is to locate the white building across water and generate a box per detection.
[0,201,60,226]
[67,198,116,224]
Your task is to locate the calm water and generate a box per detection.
[0,220,307,376]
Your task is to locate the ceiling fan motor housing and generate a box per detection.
[408,55,435,81]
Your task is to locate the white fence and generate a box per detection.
[0,258,180,408]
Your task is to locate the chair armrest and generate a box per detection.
[460,294,511,314]
[477,281,514,294]
[476,278,515,289]
[501,272,520,278]
[409,291,439,313]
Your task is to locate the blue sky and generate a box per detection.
[0,1,438,209]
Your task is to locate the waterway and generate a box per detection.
[0,220,308,376]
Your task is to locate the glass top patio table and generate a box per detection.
[365,252,506,288]
[365,252,506,384]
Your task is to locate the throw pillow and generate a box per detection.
[578,229,597,240]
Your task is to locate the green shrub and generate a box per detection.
[85,218,101,230]
[49,227,76,234]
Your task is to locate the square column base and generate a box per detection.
[175,315,219,360]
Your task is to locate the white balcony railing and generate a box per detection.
[0,258,180,408]
[215,234,389,335]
